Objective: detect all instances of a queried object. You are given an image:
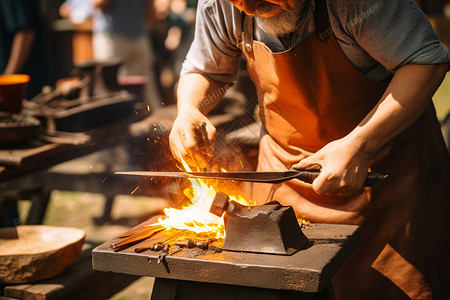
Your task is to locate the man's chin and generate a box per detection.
[255,2,280,18]
[255,9,280,18]
[255,7,299,37]
[256,0,311,37]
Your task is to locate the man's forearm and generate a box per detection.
[293,63,448,196]
[177,73,231,115]
[3,30,35,74]
[348,63,447,157]
[93,0,111,11]
[170,73,230,167]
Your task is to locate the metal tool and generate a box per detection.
[115,170,387,186]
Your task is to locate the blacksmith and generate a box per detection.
[169,0,450,298]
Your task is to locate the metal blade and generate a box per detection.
[114,170,305,184]
[115,170,387,186]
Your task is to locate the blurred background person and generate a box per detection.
[1,0,55,226]
[1,0,54,100]
[150,0,196,104]
[60,0,163,110]
[93,0,163,110]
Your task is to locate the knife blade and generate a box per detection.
[115,170,388,186]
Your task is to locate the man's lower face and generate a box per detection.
[227,0,298,17]
[226,0,309,37]
[255,0,310,37]
[256,1,282,17]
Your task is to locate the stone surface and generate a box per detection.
[0,225,85,284]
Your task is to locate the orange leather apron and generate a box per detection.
[241,1,450,298]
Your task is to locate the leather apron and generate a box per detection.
[241,1,450,299]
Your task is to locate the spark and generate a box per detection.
[154,140,158,143]
[131,186,140,195]
[297,213,311,226]
[101,176,108,183]
[239,160,243,168]
[147,105,150,112]
[134,110,139,115]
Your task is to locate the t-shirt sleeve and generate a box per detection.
[0,0,38,33]
[180,0,243,83]
[338,0,450,72]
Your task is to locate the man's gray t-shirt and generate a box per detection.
[181,0,449,83]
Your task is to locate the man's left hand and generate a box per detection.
[291,137,369,197]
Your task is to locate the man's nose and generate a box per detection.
[228,0,259,15]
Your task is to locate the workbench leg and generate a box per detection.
[26,189,51,225]
[150,278,325,300]
[93,195,114,224]
[150,278,178,300]
[0,198,19,227]
[311,284,335,300]
[1,184,47,226]
[0,201,4,227]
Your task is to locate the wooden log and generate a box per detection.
[3,246,138,300]
[0,226,85,284]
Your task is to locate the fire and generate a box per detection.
[151,157,253,239]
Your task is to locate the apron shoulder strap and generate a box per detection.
[241,13,254,52]
[314,0,333,41]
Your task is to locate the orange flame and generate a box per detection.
[151,156,253,239]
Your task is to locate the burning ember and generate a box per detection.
[151,157,255,239]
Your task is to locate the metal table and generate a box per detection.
[93,218,360,299]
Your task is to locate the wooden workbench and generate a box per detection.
[0,106,178,225]
[0,106,178,184]
[93,218,360,299]
[0,106,250,225]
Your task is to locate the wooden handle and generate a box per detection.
[295,171,388,187]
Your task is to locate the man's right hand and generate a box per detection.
[169,107,217,169]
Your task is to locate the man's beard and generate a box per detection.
[255,1,311,37]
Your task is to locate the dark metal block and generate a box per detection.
[209,191,229,217]
[38,93,137,132]
[223,201,308,255]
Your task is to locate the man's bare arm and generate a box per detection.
[169,73,229,167]
[293,63,448,196]
[93,0,111,11]
[3,30,35,75]
[351,63,447,157]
